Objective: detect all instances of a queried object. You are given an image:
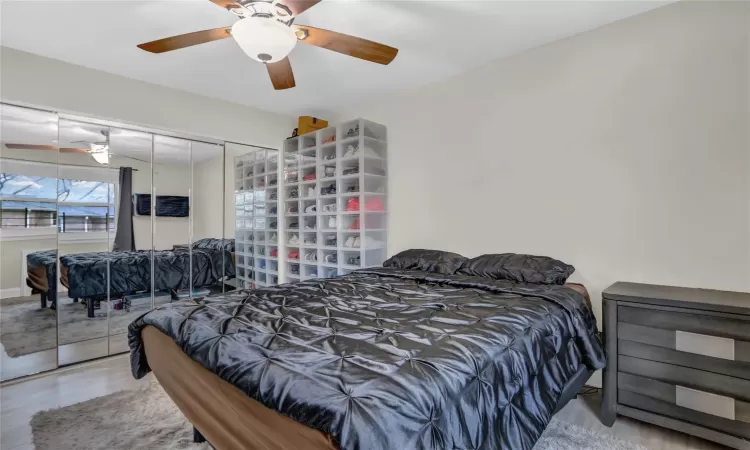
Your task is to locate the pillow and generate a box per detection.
[383,249,467,275]
[458,253,574,285]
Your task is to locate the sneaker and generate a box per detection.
[365,197,384,211]
[304,223,316,230]
[260,260,266,269]
[343,144,356,158]
[303,173,316,181]
[342,167,359,176]
[345,198,360,211]
[289,234,299,245]
[288,222,298,229]
[269,233,278,243]
[305,204,317,213]
[306,187,316,197]
[269,206,277,214]
[290,189,299,198]
[269,221,277,229]
[353,236,361,248]
[287,205,298,214]
[304,235,317,245]
[269,192,278,200]
[344,236,355,248]
[325,237,337,247]
[361,236,383,248]
[305,252,317,262]
[290,265,300,274]
[322,135,336,144]
[322,166,335,178]
[288,251,299,260]
[328,217,337,229]
[347,256,360,265]
[270,249,278,257]
[325,253,337,263]
[349,217,360,230]
[345,126,358,138]
[347,185,359,193]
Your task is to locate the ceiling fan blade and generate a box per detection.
[266,57,296,90]
[295,25,398,65]
[5,144,59,151]
[4,144,91,153]
[282,0,321,16]
[208,0,242,10]
[137,27,232,54]
[60,148,91,153]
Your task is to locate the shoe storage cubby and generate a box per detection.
[280,119,388,283]
[234,148,280,288]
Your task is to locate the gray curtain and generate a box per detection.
[113,167,135,251]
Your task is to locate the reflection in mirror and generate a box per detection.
[152,136,194,303]
[0,104,59,380]
[56,119,113,365]
[107,128,153,355]
[190,142,231,296]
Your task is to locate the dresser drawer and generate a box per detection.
[618,334,750,380]
[618,305,750,342]
[619,355,750,402]
[618,373,750,440]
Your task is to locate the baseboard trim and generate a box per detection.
[0,287,21,299]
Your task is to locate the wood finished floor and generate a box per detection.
[0,355,730,450]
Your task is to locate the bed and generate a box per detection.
[129,264,605,450]
[27,238,235,316]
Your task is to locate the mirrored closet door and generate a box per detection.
[0,104,60,381]
[1,102,229,380]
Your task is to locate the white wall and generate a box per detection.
[0,47,294,149]
[338,1,750,323]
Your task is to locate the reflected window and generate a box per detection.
[0,172,115,232]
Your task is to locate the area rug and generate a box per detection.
[31,379,648,450]
[0,295,170,357]
[0,296,57,357]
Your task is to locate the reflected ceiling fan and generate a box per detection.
[4,130,149,165]
[136,0,398,90]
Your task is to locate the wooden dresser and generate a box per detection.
[601,282,750,449]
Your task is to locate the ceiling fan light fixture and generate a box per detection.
[90,144,109,165]
[231,17,297,63]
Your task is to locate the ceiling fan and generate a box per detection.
[136,0,399,90]
[4,130,149,165]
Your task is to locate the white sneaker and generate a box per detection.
[269,233,278,244]
[353,236,361,248]
[344,236,355,247]
[289,234,299,245]
[305,204,316,213]
[305,224,315,230]
[328,217,337,229]
[343,144,356,158]
[360,236,382,248]
[307,187,316,197]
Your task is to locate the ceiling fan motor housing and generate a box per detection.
[231,17,298,63]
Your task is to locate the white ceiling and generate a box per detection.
[0,0,671,117]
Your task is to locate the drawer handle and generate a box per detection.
[676,386,736,420]
[675,331,735,360]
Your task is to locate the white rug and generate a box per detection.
[31,380,648,450]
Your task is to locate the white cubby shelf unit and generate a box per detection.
[281,118,388,283]
[233,149,281,288]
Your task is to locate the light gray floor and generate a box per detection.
[0,355,729,450]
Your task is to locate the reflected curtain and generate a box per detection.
[113,167,135,251]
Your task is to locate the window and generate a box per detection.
[0,173,115,233]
